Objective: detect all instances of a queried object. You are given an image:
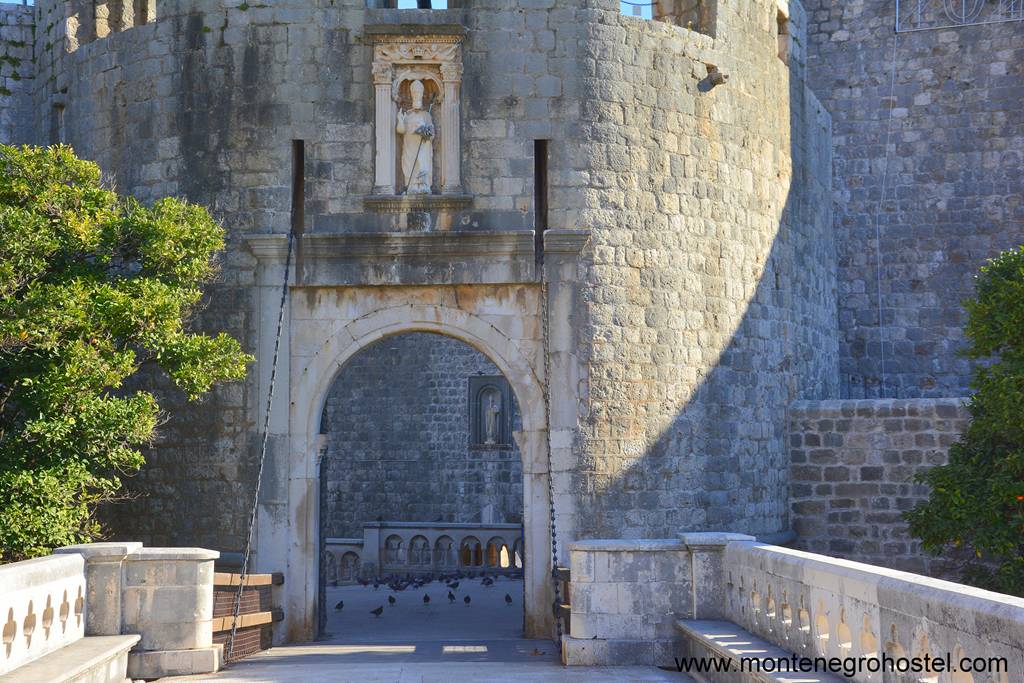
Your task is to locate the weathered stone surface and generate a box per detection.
[803,0,1024,398]
[789,398,971,578]
[319,332,523,539]
[6,0,1012,643]
[0,4,34,145]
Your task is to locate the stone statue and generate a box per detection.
[484,394,501,444]
[397,79,434,194]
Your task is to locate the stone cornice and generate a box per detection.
[364,24,466,39]
[362,194,472,213]
[243,230,533,262]
[543,229,591,254]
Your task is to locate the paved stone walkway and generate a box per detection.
[168,645,690,682]
[167,579,691,681]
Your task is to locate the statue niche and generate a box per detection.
[469,376,512,449]
[370,34,464,200]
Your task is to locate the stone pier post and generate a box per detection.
[54,542,141,636]
[440,62,462,194]
[372,62,395,195]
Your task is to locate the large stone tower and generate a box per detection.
[1,0,837,638]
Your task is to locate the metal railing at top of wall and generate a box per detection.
[896,0,1024,31]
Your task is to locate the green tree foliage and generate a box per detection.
[0,145,251,561]
[906,246,1024,596]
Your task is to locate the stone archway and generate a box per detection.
[278,300,553,642]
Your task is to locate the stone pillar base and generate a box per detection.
[127,645,222,679]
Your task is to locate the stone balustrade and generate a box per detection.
[725,541,1021,683]
[324,521,524,582]
[564,533,1024,681]
[0,542,221,682]
[0,553,87,676]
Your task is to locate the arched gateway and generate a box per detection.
[243,229,587,644]
[239,231,569,643]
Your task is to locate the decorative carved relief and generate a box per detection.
[374,41,459,64]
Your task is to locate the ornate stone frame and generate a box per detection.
[371,34,463,196]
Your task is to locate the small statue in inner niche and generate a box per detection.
[484,393,501,445]
[397,79,435,194]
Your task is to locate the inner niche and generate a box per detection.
[394,76,442,195]
[319,332,523,540]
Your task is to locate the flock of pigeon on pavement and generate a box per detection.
[333,571,519,617]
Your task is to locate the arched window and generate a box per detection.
[486,537,506,568]
[410,536,430,566]
[434,536,456,567]
[385,535,405,565]
[460,536,481,567]
[513,539,524,569]
[340,552,361,582]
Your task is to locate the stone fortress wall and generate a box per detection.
[5,0,837,554]
[789,397,970,576]
[0,0,1017,588]
[0,3,33,145]
[803,0,1024,399]
[567,0,837,539]
[320,332,522,539]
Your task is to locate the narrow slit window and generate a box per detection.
[534,139,549,265]
[292,140,306,236]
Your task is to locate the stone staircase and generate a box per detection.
[1,635,140,683]
[674,620,844,683]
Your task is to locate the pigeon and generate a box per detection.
[448,591,456,604]
[448,581,460,590]
[335,600,344,611]
[370,605,384,617]
[482,577,494,587]
[423,594,431,606]
[388,595,396,606]
[463,595,471,606]
[504,594,513,606]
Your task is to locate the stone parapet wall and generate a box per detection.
[563,533,755,667]
[0,542,222,680]
[724,541,1024,683]
[565,534,1024,676]
[789,398,970,578]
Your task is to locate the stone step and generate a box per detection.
[673,620,845,683]
[1,635,141,683]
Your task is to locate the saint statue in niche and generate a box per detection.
[397,79,435,194]
[484,393,501,445]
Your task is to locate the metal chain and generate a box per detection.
[539,248,563,644]
[226,229,295,661]
[872,33,899,399]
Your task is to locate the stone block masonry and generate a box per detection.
[0,3,34,144]
[804,0,1024,398]
[789,398,970,578]
[320,332,523,539]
